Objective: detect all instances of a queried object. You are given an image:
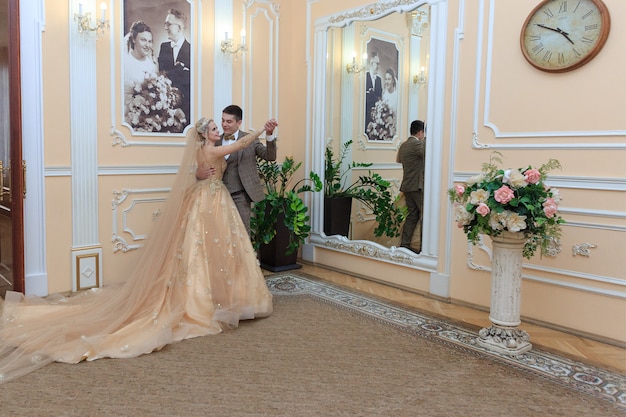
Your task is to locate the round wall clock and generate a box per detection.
[520,0,611,73]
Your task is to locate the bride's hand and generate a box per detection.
[264,119,278,135]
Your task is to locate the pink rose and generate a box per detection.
[542,198,556,207]
[524,168,541,184]
[494,185,515,204]
[543,205,558,218]
[476,203,490,217]
[454,184,465,196]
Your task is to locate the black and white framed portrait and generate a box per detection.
[122,1,192,135]
[364,38,399,142]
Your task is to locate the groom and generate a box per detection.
[196,105,278,235]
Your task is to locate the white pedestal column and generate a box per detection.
[477,232,532,356]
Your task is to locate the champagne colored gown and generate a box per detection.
[0,135,272,383]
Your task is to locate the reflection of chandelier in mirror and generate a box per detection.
[346,52,368,74]
[409,10,429,38]
[74,2,109,39]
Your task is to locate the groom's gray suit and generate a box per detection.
[219,130,277,234]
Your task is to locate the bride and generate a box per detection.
[0,117,275,383]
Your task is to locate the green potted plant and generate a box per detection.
[324,140,406,238]
[251,156,322,271]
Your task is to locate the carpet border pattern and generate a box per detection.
[266,273,625,409]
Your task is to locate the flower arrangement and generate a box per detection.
[125,73,187,133]
[448,152,565,258]
[366,100,396,141]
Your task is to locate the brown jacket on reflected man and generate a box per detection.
[396,136,425,193]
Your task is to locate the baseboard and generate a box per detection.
[451,298,626,350]
[299,259,625,350]
[25,272,48,296]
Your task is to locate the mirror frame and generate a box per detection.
[306,0,447,271]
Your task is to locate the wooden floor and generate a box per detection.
[286,263,626,374]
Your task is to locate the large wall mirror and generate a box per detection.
[308,0,447,271]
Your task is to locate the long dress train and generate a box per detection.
[0,133,272,383]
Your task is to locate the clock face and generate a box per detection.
[520,0,611,72]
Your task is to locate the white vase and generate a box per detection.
[477,231,532,356]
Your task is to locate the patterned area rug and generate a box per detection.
[267,272,626,410]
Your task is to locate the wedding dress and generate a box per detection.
[0,124,273,383]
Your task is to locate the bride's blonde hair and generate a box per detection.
[196,118,212,134]
[194,118,213,145]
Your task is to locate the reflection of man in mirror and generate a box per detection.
[364,52,382,134]
[396,120,426,254]
[158,8,191,125]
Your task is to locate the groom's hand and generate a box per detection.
[196,165,216,180]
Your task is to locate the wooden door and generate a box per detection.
[0,0,25,296]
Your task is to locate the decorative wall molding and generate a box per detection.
[471,0,626,149]
[309,233,438,271]
[112,188,169,253]
[98,165,180,176]
[21,0,48,295]
[466,244,625,299]
[244,0,280,130]
[429,272,450,298]
[561,220,624,232]
[214,1,234,120]
[72,247,102,291]
[441,0,465,284]
[572,243,597,257]
[69,0,101,269]
[45,165,180,177]
[454,172,626,192]
[324,0,424,28]
[111,129,187,148]
[453,173,626,230]
[245,0,280,14]
[524,273,626,300]
[465,229,625,298]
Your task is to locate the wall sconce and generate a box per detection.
[75,2,110,38]
[413,66,427,87]
[346,52,368,74]
[221,29,247,56]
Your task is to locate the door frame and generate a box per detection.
[8,0,24,293]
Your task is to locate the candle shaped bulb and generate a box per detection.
[100,3,107,23]
[420,66,425,75]
[352,52,357,65]
[240,29,246,45]
[78,2,83,16]
[224,29,229,40]
[362,52,368,61]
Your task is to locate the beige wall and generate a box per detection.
[453,0,625,344]
[301,0,625,344]
[37,0,625,344]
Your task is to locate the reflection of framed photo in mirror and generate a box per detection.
[364,38,399,142]
[122,0,192,136]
